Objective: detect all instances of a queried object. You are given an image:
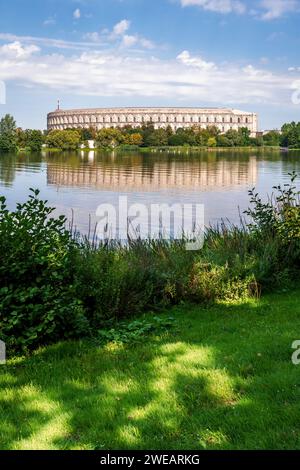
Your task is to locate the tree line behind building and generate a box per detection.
[0,114,300,152]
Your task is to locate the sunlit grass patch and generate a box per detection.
[1,287,300,450]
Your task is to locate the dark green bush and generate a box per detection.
[0,190,88,351]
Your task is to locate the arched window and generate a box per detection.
[230,117,233,123]
[182,116,185,123]
[238,117,241,124]
[133,116,136,123]
[214,117,217,123]
[190,116,193,123]
[222,117,225,123]
[174,116,177,123]
[166,116,169,123]
[158,116,160,122]
[207,117,209,123]
[245,117,248,124]
[198,117,201,123]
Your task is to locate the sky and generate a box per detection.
[0,0,300,130]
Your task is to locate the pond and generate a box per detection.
[0,149,299,237]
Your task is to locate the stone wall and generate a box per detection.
[47,107,258,136]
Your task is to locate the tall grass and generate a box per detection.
[1,174,300,352]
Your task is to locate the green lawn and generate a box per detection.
[1,289,300,450]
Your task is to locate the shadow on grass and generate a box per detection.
[1,291,300,450]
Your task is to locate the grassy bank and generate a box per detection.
[41,145,283,153]
[1,287,300,450]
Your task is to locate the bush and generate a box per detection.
[45,129,81,150]
[0,190,88,351]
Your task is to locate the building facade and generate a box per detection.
[47,107,258,136]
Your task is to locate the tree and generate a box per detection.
[263,131,280,147]
[95,128,124,148]
[128,133,143,146]
[26,130,44,151]
[46,129,81,150]
[207,137,217,148]
[281,122,300,149]
[80,127,97,141]
[0,114,17,153]
[144,128,168,147]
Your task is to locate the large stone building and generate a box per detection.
[47,107,258,137]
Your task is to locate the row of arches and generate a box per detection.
[48,113,252,128]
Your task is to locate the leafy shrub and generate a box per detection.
[189,261,257,302]
[97,315,176,345]
[45,129,81,150]
[0,190,88,351]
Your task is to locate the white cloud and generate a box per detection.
[122,35,138,48]
[113,19,130,36]
[43,17,56,26]
[177,50,216,70]
[180,0,300,19]
[73,8,81,20]
[0,40,295,108]
[84,19,155,49]
[0,33,108,50]
[83,32,101,42]
[0,41,40,59]
[259,0,299,20]
[180,0,246,14]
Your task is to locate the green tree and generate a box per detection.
[281,122,300,149]
[0,114,17,153]
[95,128,124,148]
[26,130,44,151]
[207,137,217,148]
[263,131,280,147]
[145,128,168,147]
[46,129,81,150]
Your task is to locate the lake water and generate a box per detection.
[0,149,300,237]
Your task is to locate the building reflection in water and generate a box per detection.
[47,151,258,192]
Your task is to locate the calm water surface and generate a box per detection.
[1,149,300,235]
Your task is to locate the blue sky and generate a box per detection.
[0,0,300,129]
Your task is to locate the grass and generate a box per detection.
[1,287,300,450]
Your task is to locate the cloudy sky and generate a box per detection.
[0,0,299,129]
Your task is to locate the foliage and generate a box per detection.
[95,128,124,148]
[0,114,17,153]
[16,129,44,151]
[45,129,81,150]
[0,190,88,351]
[263,130,281,147]
[98,315,175,344]
[280,122,300,149]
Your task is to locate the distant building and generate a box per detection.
[47,107,258,137]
